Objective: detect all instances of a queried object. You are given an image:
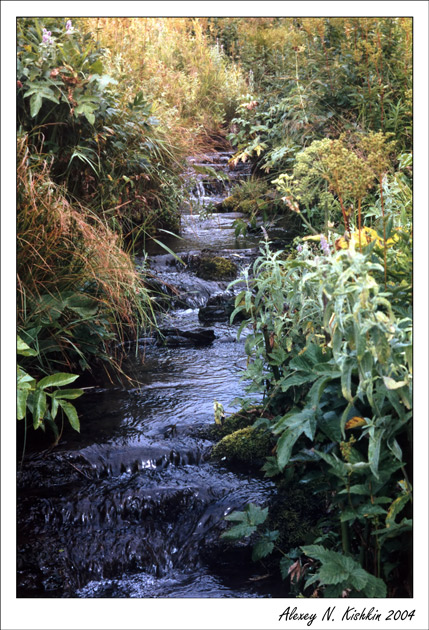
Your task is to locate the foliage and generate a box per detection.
[81,18,247,140]
[17,17,185,236]
[226,18,412,178]
[17,134,157,382]
[224,235,412,596]
[18,336,83,449]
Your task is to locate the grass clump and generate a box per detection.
[17,134,155,379]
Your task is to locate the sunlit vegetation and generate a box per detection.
[17,16,412,597]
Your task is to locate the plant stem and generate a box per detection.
[341,518,350,555]
[379,175,387,289]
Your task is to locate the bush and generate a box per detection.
[224,236,412,596]
[17,17,185,237]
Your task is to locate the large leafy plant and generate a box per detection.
[225,238,412,596]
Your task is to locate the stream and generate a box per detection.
[17,150,294,598]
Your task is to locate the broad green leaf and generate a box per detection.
[350,567,371,591]
[65,294,98,317]
[29,92,42,117]
[280,372,314,393]
[246,503,268,526]
[38,373,79,389]
[221,522,257,540]
[252,540,275,561]
[277,427,301,470]
[224,510,246,523]
[339,484,370,496]
[17,367,36,386]
[318,557,354,584]
[17,336,38,356]
[319,411,342,443]
[51,388,83,400]
[58,400,80,432]
[51,398,59,420]
[17,388,29,420]
[363,573,387,598]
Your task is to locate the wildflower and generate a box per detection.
[42,28,53,44]
[296,244,303,253]
[320,235,331,255]
[66,20,74,33]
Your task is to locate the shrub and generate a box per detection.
[224,237,412,596]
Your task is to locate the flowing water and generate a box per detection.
[17,151,293,598]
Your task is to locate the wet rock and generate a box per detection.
[156,327,215,347]
[198,293,234,323]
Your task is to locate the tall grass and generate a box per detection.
[17,134,156,379]
[81,18,248,150]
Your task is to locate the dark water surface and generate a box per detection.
[17,152,292,598]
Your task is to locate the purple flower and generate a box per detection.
[296,244,303,253]
[42,28,52,44]
[66,20,72,31]
[320,235,331,256]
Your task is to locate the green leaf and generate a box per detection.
[386,494,410,528]
[58,400,80,432]
[17,368,36,387]
[65,294,98,317]
[17,388,29,420]
[17,335,38,356]
[368,427,384,478]
[252,540,275,561]
[32,388,47,428]
[38,373,79,389]
[387,437,403,462]
[341,357,354,402]
[277,427,301,470]
[51,388,83,400]
[221,522,257,540]
[280,372,314,393]
[224,510,246,523]
[318,556,355,584]
[246,503,268,526]
[51,398,59,420]
[29,92,42,117]
[363,573,387,598]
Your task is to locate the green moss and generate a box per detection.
[220,195,236,211]
[196,256,237,280]
[211,426,273,466]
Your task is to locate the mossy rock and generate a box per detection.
[208,407,263,440]
[216,195,236,212]
[211,426,273,467]
[196,256,237,281]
